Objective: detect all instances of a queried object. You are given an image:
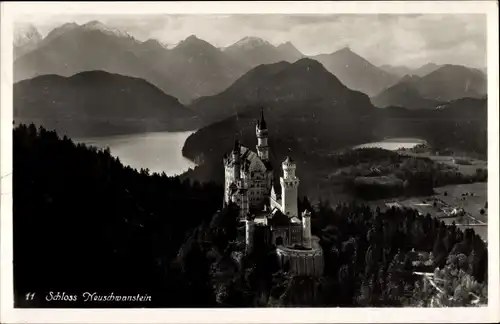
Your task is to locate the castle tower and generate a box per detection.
[245,213,255,253]
[238,181,249,220]
[302,210,312,249]
[232,139,241,181]
[280,156,299,217]
[256,108,269,162]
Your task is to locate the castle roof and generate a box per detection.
[272,180,281,199]
[283,156,294,164]
[228,182,238,196]
[232,139,240,153]
[268,208,290,227]
[225,145,272,172]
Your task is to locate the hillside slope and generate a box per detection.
[14,71,200,137]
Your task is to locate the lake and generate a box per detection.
[353,137,427,151]
[76,131,197,176]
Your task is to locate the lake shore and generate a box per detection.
[353,138,427,150]
[75,131,198,177]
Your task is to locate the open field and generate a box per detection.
[375,182,488,242]
[434,183,488,222]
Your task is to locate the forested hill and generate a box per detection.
[374,97,487,158]
[189,58,375,125]
[13,124,222,307]
[14,71,202,138]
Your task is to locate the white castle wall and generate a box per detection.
[276,236,324,276]
[224,165,272,210]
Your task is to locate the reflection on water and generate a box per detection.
[354,138,427,151]
[76,131,197,176]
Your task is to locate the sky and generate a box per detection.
[15,14,487,68]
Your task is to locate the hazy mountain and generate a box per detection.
[139,39,167,52]
[379,63,443,78]
[13,21,195,104]
[14,22,254,104]
[41,22,80,45]
[275,41,304,62]
[80,20,133,38]
[412,63,442,77]
[416,64,487,100]
[190,57,375,123]
[134,39,170,64]
[312,47,400,97]
[371,75,442,110]
[14,24,42,59]
[162,35,249,101]
[379,65,413,78]
[14,71,200,137]
[223,36,303,68]
[372,65,487,109]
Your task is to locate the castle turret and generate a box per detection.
[245,213,255,253]
[280,156,299,217]
[256,108,269,162]
[232,139,241,180]
[302,210,312,249]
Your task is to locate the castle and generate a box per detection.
[223,109,324,276]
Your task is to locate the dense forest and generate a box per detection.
[13,124,488,307]
[13,124,222,307]
[185,197,488,307]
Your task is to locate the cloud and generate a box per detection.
[15,14,486,68]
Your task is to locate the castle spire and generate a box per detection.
[256,108,269,162]
[232,137,241,180]
[258,108,267,130]
[233,138,240,152]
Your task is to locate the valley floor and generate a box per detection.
[369,182,488,242]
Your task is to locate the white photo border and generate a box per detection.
[1,1,499,323]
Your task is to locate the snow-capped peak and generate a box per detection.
[14,23,42,47]
[81,20,132,39]
[231,36,271,50]
[277,41,293,48]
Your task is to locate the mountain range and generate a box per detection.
[15,21,488,109]
[14,24,42,59]
[372,64,487,109]
[223,36,304,68]
[13,20,488,143]
[14,22,304,104]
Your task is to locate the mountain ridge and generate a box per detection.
[372,64,487,109]
[189,57,375,124]
[14,71,201,137]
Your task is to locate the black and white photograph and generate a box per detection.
[1,1,499,323]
